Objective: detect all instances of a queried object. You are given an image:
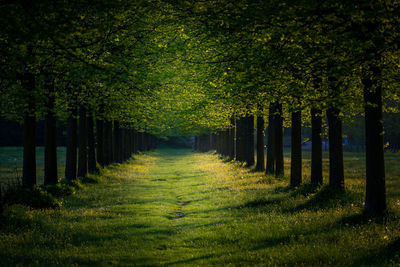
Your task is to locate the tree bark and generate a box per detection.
[266,104,275,175]
[235,117,244,162]
[133,130,138,154]
[215,132,220,154]
[96,111,104,167]
[256,114,265,171]
[210,133,216,150]
[199,134,210,152]
[219,131,225,156]
[327,107,344,190]
[22,72,36,187]
[77,105,88,178]
[65,105,78,181]
[144,132,149,151]
[125,129,130,158]
[225,130,230,156]
[275,103,284,177]
[113,121,120,163]
[245,115,255,166]
[44,79,58,185]
[138,132,144,152]
[87,113,97,173]
[362,65,386,214]
[194,136,198,150]
[103,119,113,165]
[128,128,133,158]
[120,127,125,161]
[290,110,302,187]
[228,121,235,159]
[236,115,254,166]
[196,135,200,151]
[311,108,323,185]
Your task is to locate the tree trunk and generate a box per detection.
[138,132,144,152]
[144,132,150,151]
[196,135,200,151]
[215,132,220,154]
[311,108,323,185]
[228,123,235,159]
[44,79,58,185]
[22,72,36,187]
[245,115,255,166]
[236,115,254,166]
[120,127,125,161]
[275,103,284,177]
[125,129,129,158]
[194,136,198,150]
[210,133,215,150]
[256,114,265,171]
[199,134,210,152]
[327,107,344,190]
[290,110,302,187]
[362,65,386,214]
[103,120,112,165]
[128,128,133,158]
[266,104,275,174]
[0,188,3,214]
[87,113,97,173]
[133,130,138,154]
[235,118,244,162]
[225,130,230,156]
[96,113,104,167]
[77,105,88,178]
[219,131,225,155]
[113,121,120,163]
[129,129,133,156]
[65,105,78,181]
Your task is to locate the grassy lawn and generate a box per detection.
[0,147,399,266]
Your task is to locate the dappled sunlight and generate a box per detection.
[195,153,283,193]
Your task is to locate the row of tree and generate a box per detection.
[1,1,399,216]
[184,0,400,216]
[0,1,162,188]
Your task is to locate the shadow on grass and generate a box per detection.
[69,226,176,246]
[335,210,399,227]
[242,183,321,209]
[251,212,399,254]
[355,237,400,266]
[216,155,233,163]
[243,197,286,207]
[165,254,216,266]
[273,183,320,197]
[282,185,361,213]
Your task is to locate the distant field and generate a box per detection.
[0,146,66,185]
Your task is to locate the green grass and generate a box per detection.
[0,147,400,266]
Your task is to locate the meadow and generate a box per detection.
[0,147,399,266]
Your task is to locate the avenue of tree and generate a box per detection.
[1,0,399,215]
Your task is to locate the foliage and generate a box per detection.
[0,1,399,137]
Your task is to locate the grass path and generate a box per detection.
[1,147,400,266]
